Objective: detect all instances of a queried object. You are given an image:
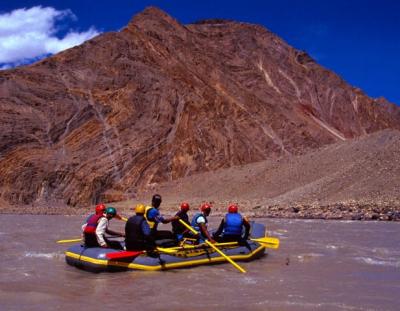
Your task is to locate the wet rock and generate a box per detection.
[292,207,300,213]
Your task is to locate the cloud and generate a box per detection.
[0,6,100,68]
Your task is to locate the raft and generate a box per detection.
[65,223,267,272]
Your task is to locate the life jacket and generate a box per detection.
[125,215,147,248]
[84,214,104,234]
[223,213,243,236]
[191,212,207,233]
[144,206,156,229]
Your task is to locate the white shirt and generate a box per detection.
[95,217,109,247]
[196,215,206,224]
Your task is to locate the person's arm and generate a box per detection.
[199,223,215,243]
[105,224,125,237]
[96,218,108,247]
[157,214,179,224]
[114,214,125,221]
[213,219,225,238]
[243,217,251,240]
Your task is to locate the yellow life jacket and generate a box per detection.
[144,205,156,229]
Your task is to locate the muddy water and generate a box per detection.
[0,215,399,311]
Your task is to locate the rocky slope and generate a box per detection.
[132,129,400,221]
[0,7,399,207]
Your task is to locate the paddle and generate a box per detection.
[250,237,280,249]
[178,219,246,273]
[57,238,82,244]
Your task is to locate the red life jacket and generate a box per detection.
[84,214,103,234]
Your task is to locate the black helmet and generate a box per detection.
[152,194,162,208]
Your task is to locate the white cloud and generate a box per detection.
[0,6,100,68]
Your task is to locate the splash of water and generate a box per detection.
[24,251,63,260]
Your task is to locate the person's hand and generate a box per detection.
[115,214,127,221]
[101,244,109,248]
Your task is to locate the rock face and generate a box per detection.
[0,7,399,207]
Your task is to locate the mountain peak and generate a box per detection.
[127,6,182,30]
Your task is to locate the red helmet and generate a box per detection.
[95,203,106,215]
[228,204,238,213]
[180,202,190,212]
[201,203,212,213]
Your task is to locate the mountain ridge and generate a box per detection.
[0,7,399,208]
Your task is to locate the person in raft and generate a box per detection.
[83,203,106,223]
[81,203,106,237]
[82,203,124,225]
[125,204,155,251]
[83,207,124,249]
[171,202,191,241]
[212,204,251,244]
[144,194,179,240]
[190,203,216,243]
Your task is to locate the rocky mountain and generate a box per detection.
[139,129,400,221]
[0,7,399,207]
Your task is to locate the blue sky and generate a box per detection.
[1,0,399,105]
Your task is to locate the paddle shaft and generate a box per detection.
[57,238,82,244]
[56,235,123,244]
[178,219,246,273]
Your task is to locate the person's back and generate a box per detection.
[125,215,148,250]
[224,212,243,236]
[213,204,250,243]
[191,212,206,233]
[83,213,104,247]
[125,204,154,251]
[190,203,215,243]
[172,202,190,234]
[81,203,106,237]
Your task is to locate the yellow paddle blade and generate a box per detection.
[250,237,280,249]
[56,238,82,244]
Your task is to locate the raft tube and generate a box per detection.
[65,223,267,272]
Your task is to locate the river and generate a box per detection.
[0,215,399,311]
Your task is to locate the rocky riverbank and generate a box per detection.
[1,198,399,221]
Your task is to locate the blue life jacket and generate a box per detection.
[223,213,243,236]
[191,212,207,234]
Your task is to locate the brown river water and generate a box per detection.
[0,215,399,311]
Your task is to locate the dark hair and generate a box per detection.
[152,194,162,208]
